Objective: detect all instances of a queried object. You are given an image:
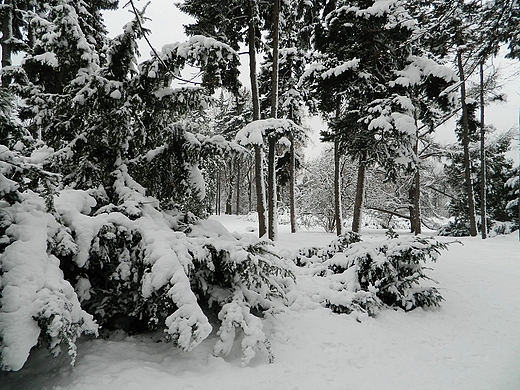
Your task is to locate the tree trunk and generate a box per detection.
[334,137,343,236]
[248,0,267,237]
[267,137,278,240]
[457,50,478,237]
[225,158,234,214]
[289,135,297,233]
[352,151,367,234]
[266,0,280,241]
[410,126,421,235]
[248,164,253,213]
[216,168,221,215]
[236,155,241,215]
[254,145,267,237]
[1,0,13,86]
[479,62,487,239]
[412,169,421,234]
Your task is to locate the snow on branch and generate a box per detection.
[330,0,415,29]
[0,193,97,371]
[391,56,458,88]
[160,35,238,69]
[298,62,326,88]
[55,188,212,351]
[235,118,304,146]
[137,214,212,351]
[321,59,360,79]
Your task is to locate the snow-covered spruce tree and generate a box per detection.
[257,0,315,235]
[0,187,99,372]
[441,129,517,236]
[199,88,254,216]
[419,0,490,237]
[0,91,98,372]
[1,3,294,370]
[379,54,458,234]
[179,0,272,238]
[293,231,447,315]
[303,0,458,235]
[305,0,421,234]
[0,0,31,86]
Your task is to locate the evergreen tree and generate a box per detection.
[0,0,32,86]
[419,0,492,236]
[259,0,318,234]
[443,128,516,235]
[305,0,422,233]
[179,0,270,237]
[1,3,295,371]
[389,54,458,233]
[479,0,520,60]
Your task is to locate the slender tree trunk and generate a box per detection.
[457,50,478,237]
[248,165,253,212]
[480,62,487,239]
[270,0,280,117]
[235,95,243,216]
[216,168,221,215]
[412,169,421,234]
[248,0,266,237]
[352,152,366,234]
[267,137,277,240]
[289,135,297,233]
[266,0,280,241]
[225,158,234,214]
[254,146,267,236]
[334,137,343,236]
[410,125,421,235]
[333,100,343,236]
[236,155,241,215]
[1,0,13,86]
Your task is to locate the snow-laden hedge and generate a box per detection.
[0,174,294,370]
[294,231,448,316]
[0,192,98,371]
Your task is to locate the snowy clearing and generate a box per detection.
[2,215,519,390]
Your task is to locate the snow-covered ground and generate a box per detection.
[2,215,519,390]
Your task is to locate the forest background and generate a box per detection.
[0,0,519,375]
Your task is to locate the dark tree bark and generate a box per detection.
[289,134,297,233]
[267,137,277,240]
[267,0,280,240]
[1,0,13,86]
[352,151,367,234]
[457,50,478,237]
[479,62,487,239]
[334,136,343,236]
[409,127,421,235]
[215,168,221,215]
[409,169,422,234]
[248,0,267,237]
[225,159,234,215]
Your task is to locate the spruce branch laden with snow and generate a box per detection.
[293,231,450,316]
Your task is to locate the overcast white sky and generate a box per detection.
[104,1,519,163]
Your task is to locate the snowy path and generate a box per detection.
[2,218,519,390]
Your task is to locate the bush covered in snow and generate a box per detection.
[0,178,294,370]
[294,232,362,266]
[294,231,448,315]
[0,191,98,372]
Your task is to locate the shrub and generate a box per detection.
[1,182,294,371]
[0,192,98,372]
[294,232,361,266]
[295,231,448,315]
